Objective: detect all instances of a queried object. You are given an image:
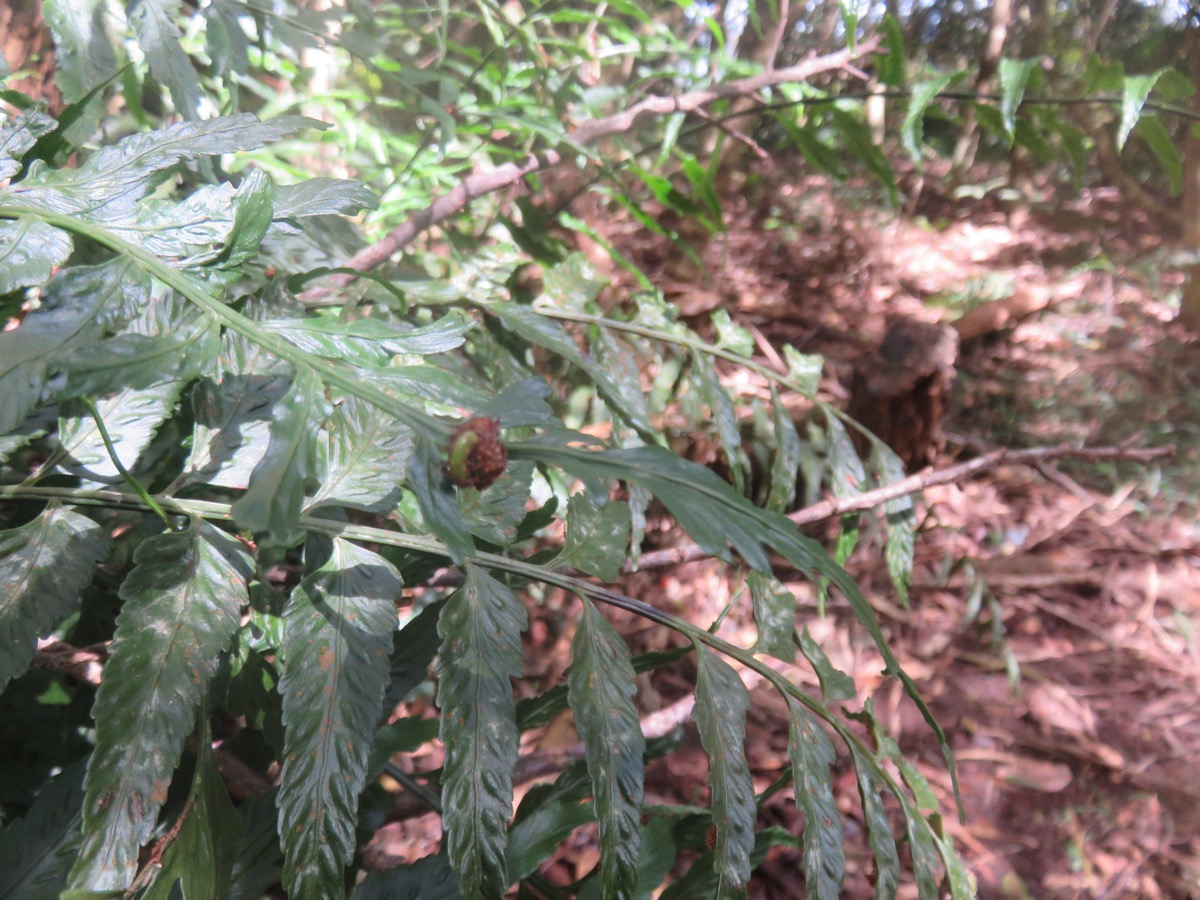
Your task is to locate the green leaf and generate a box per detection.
[1083,54,1124,93]
[367,716,440,781]
[782,346,823,397]
[364,364,491,413]
[855,703,941,899]
[785,120,849,179]
[1013,117,1056,162]
[517,443,766,571]
[1118,70,1165,151]
[460,461,533,545]
[55,380,186,483]
[679,152,722,225]
[833,514,859,567]
[127,0,204,118]
[845,745,899,900]
[383,598,446,713]
[0,217,72,293]
[0,761,86,899]
[518,645,690,734]
[877,15,906,88]
[691,354,745,493]
[658,828,797,900]
[41,0,119,105]
[630,817,676,899]
[0,505,110,693]
[70,521,253,891]
[352,854,461,899]
[0,107,58,178]
[264,311,472,366]
[838,0,858,45]
[766,389,801,514]
[786,701,844,899]
[231,367,330,546]
[182,370,291,489]
[307,394,413,513]
[541,253,608,311]
[824,411,865,500]
[505,797,595,883]
[568,598,645,900]
[276,537,400,900]
[274,178,380,218]
[747,572,795,662]
[901,71,959,164]
[710,310,753,358]
[1134,113,1183,196]
[436,563,527,899]
[693,644,754,897]
[478,377,556,429]
[140,736,244,900]
[204,0,249,79]
[831,106,897,205]
[229,791,283,900]
[17,114,320,221]
[554,494,631,582]
[487,302,655,436]
[56,316,213,401]
[998,58,1038,140]
[219,168,274,269]
[930,813,977,899]
[872,443,914,606]
[797,629,855,703]
[70,258,153,330]
[972,101,1008,140]
[593,327,651,433]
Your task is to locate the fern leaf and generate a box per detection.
[0,761,86,899]
[568,598,645,900]
[786,701,844,899]
[231,366,330,546]
[0,505,110,692]
[276,536,400,898]
[437,563,527,899]
[69,521,252,891]
[693,643,755,897]
[307,393,413,514]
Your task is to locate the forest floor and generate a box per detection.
[587,159,1200,898]
[372,159,1200,898]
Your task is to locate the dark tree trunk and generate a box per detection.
[848,319,960,470]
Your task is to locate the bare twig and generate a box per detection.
[316,40,880,282]
[628,443,1175,573]
[32,639,109,684]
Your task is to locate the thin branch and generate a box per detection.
[307,73,1193,300]
[628,443,1175,572]
[32,639,109,684]
[329,39,880,276]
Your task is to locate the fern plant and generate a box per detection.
[0,102,973,898]
[0,1,1015,895]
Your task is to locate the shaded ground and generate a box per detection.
[577,159,1200,897]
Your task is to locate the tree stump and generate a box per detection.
[848,318,960,470]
